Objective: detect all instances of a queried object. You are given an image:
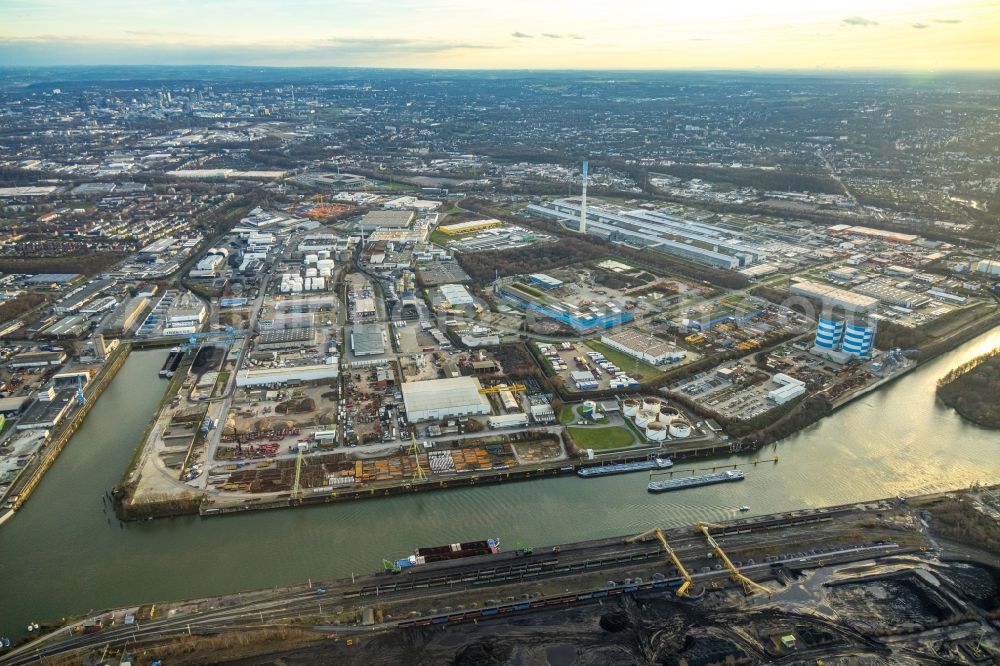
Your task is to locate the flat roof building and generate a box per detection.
[401,376,491,422]
[788,280,879,314]
[358,210,414,230]
[351,323,386,356]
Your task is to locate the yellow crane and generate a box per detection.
[291,448,304,501]
[696,522,770,596]
[478,383,526,395]
[624,527,692,597]
[409,432,427,482]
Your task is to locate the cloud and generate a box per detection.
[542,33,562,39]
[932,18,962,24]
[912,22,929,29]
[842,16,879,27]
[511,31,533,39]
[0,35,499,66]
[568,34,584,40]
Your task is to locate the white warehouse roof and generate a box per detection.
[401,376,491,421]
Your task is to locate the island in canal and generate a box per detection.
[937,347,1000,429]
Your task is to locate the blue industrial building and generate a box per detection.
[494,282,632,334]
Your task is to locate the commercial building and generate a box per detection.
[106,295,151,337]
[527,199,765,269]
[16,390,75,430]
[493,279,632,334]
[8,350,67,368]
[401,376,492,422]
[438,218,502,235]
[357,210,414,230]
[256,328,317,350]
[439,283,474,306]
[600,331,686,366]
[351,323,386,356]
[235,362,339,388]
[789,280,879,314]
[768,373,806,405]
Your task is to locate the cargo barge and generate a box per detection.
[388,538,500,570]
[647,469,744,493]
[577,457,673,478]
[159,348,184,378]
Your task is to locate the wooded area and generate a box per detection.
[937,347,1000,428]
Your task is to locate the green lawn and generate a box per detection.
[584,339,664,381]
[567,425,636,450]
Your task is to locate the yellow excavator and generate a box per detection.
[624,527,692,597]
[696,522,770,596]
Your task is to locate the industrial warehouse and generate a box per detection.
[527,198,767,269]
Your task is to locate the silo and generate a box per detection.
[634,409,654,429]
[622,399,640,417]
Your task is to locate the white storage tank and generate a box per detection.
[668,421,692,439]
[622,399,640,417]
[305,253,319,264]
[658,406,680,423]
[318,250,331,260]
[634,409,655,429]
[645,421,667,441]
[642,397,661,413]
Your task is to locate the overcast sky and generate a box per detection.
[1,0,998,69]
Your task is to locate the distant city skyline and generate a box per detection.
[1,0,998,70]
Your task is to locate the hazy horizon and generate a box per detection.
[2,0,998,70]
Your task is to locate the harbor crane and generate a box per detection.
[478,383,526,395]
[696,522,770,596]
[409,432,427,482]
[624,527,692,596]
[75,374,86,406]
[291,448,304,502]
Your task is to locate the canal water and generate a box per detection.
[2,327,1000,634]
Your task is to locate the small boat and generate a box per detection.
[739,505,750,512]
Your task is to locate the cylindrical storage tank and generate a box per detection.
[642,397,661,413]
[634,409,654,429]
[668,421,692,439]
[318,250,331,260]
[305,253,319,264]
[645,421,667,441]
[658,406,680,423]
[581,400,596,419]
[622,399,640,417]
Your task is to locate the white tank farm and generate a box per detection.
[668,421,692,439]
[645,421,667,441]
[642,397,661,413]
[634,409,656,429]
[622,399,640,417]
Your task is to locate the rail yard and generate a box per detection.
[4,487,999,665]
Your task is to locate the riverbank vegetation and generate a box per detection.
[936,347,1000,428]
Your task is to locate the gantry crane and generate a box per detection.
[624,527,692,596]
[291,448,304,501]
[696,522,770,596]
[478,383,526,395]
[409,432,426,482]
